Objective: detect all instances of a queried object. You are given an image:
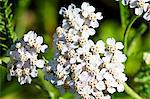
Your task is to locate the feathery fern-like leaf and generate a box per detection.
[0,0,15,56]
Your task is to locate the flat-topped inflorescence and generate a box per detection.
[45,2,127,99]
[8,31,48,85]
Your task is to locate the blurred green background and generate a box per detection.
[0,0,150,99]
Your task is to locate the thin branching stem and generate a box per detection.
[123,15,140,54]
[124,83,143,99]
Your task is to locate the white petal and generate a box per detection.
[120,54,127,62]
[76,48,83,54]
[41,45,48,53]
[23,31,33,42]
[103,95,111,99]
[143,11,150,21]
[106,38,115,46]
[90,21,99,28]
[82,11,88,18]
[82,31,89,38]
[96,81,106,91]
[27,75,32,84]
[68,4,76,10]
[129,0,137,8]
[24,34,29,42]
[88,28,95,36]
[81,2,89,10]
[96,12,103,20]
[96,73,103,81]
[143,3,149,12]
[116,42,124,49]
[117,84,124,92]
[79,71,89,82]
[107,87,116,94]
[135,8,143,15]
[97,40,105,53]
[31,69,38,77]
[57,80,64,86]
[59,7,66,15]
[30,31,37,39]
[36,36,43,44]
[36,59,45,68]
[70,58,76,64]
[87,6,95,13]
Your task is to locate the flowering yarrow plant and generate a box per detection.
[7,31,48,85]
[120,0,150,21]
[46,2,127,99]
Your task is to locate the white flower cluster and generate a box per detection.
[8,31,48,85]
[120,0,150,21]
[48,2,127,99]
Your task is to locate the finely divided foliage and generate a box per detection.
[8,31,48,85]
[46,2,127,99]
[0,0,14,56]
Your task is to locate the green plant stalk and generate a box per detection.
[119,1,126,29]
[124,83,143,99]
[38,69,60,99]
[119,1,142,98]
[119,1,129,29]
[123,15,140,54]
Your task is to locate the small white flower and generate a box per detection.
[95,81,106,91]
[91,40,105,54]
[79,71,90,82]
[80,25,96,38]
[81,2,95,18]
[106,38,124,53]
[89,12,103,28]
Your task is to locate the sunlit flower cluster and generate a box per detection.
[46,2,127,99]
[8,31,48,85]
[121,0,150,21]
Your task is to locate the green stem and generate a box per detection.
[119,1,126,29]
[124,83,143,99]
[119,1,129,29]
[123,15,140,54]
[38,69,60,99]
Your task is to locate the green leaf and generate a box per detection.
[0,57,10,64]
[0,0,15,56]
[127,35,142,56]
[94,20,121,41]
[125,54,142,76]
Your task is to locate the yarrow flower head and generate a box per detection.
[7,31,48,85]
[119,0,150,21]
[45,2,127,99]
